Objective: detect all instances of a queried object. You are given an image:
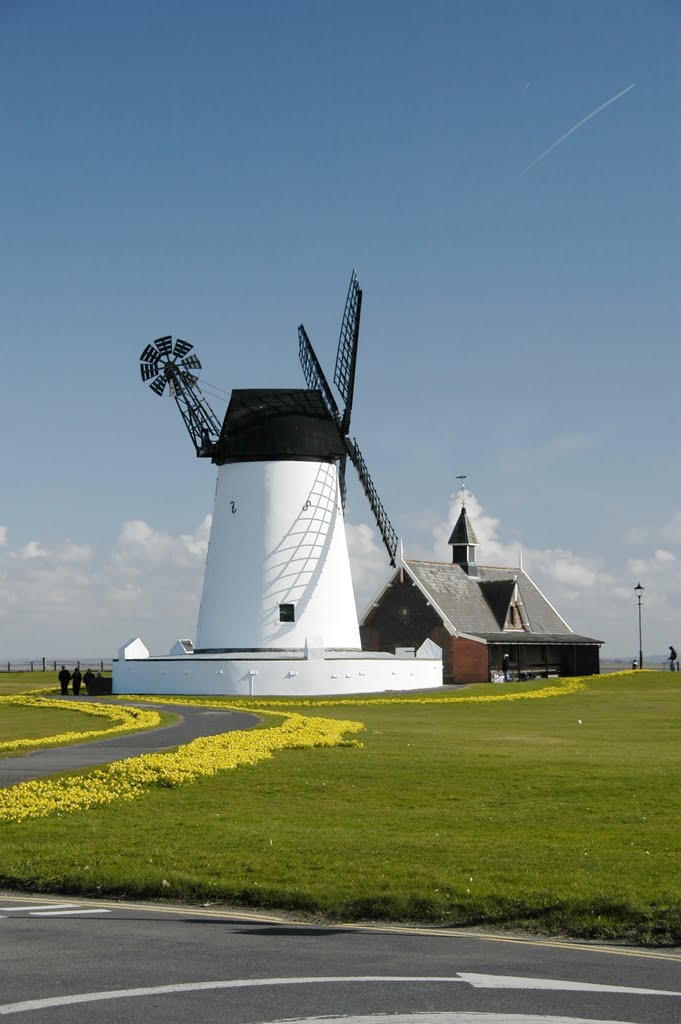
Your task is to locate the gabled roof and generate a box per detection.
[401,559,601,644]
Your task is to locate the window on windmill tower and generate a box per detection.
[279,603,295,622]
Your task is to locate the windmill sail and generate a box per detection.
[298,325,341,425]
[334,269,362,436]
[346,438,398,566]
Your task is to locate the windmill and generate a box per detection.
[139,272,398,655]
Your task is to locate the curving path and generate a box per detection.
[0,697,259,788]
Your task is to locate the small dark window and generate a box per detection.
[279,603,295,622]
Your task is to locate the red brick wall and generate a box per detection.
[451,636,489,684]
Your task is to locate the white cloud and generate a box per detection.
[0,518,209,659]
[662,510,681,544]
[346,521,393,616]
[19,540,47,559]
[1,496,679,665]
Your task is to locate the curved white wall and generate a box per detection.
[113,653,442,696]
[196,459,361,650]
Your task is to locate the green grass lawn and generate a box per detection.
[0,705,118,755]
[0,672,66,695]
[0,670,679,944]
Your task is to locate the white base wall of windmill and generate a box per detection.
[112,647,442,697]
[195,459,361,652]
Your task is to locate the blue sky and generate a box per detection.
[0,0,679,660]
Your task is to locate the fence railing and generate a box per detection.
[0,659,112,673]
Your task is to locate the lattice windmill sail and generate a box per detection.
[299,271,398,565]
[137,272,398,658]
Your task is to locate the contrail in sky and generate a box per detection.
[520,82,636,176]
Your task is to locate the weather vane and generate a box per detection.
[454,474,469,507]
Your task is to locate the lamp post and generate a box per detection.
[634,582,644,669]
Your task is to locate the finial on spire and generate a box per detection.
[454,474,469,508]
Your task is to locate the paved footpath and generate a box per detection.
[0,697,259,788]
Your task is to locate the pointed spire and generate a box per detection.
[449,504,479,576]
[448,505,479,546]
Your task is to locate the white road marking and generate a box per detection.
[0,904,80,913]
[0,973,678,1017]
[0,978,462,1015]
[267,1016,637,1024]
[265,1015,637,1024]
[30,909,111,917]
[460,972,681,995]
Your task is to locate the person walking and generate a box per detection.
[58,665,71,695]
[83,668,96,694]
[669,646,677,671]
[71,666,82,695]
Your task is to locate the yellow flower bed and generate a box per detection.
[0,672,631,825]
[199,672,637,710]
[178,675,592,710]
[0,701,363,825]
[0,691,161,753]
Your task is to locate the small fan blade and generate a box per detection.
[181,354,202,370]
[149,376,167,396]
[155,336,173,356]
[140,362,159,381]
[140,343,160,364]
[173,338,193,359]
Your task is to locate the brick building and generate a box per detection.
[360,505,602,684]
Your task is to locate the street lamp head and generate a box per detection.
[635,582,644,595]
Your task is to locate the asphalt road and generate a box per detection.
[0,698,258,787]
[1,893,680,1023]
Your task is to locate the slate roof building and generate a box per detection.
[360,505,602,684]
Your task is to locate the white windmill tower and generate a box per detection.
[135,272,398,659]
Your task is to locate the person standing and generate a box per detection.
[71,666,82,695]
[669,646,677,671]
[502,653,510,682]
[58,665,71,695]
[83,668,96,694]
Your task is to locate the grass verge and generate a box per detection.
[0,674,176,755]
[0,670,679,944]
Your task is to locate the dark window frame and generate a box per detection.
[279,603,295,622]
